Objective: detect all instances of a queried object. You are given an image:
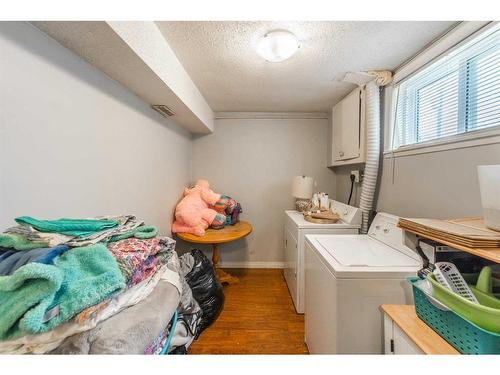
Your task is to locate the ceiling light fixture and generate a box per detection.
[256,30,300,63]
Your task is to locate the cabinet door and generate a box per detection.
[383,314,424,355]
[393,325,424,354]
[333,88,361,161]
[383,314,394,354]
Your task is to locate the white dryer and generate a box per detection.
[284,201,361,313]
[304,212,421,354]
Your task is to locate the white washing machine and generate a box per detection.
[304,212,421,354]
[284,201,361,313]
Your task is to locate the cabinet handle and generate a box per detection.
[339,151,344,157]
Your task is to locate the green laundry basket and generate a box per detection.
[409,277,500,354]
[463,274,500,296]
[427,273,500,334]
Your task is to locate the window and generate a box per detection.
[392,24,500,150]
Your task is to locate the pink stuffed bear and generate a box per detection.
[171,179,224,236]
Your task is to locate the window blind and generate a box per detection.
[392,23,500,149]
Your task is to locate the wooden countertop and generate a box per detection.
[400,224,500,264]
[381,304,460,355]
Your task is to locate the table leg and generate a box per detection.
[212,243,239,285]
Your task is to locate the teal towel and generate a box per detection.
[108,225,159,242]
[0,244,125,340]
[0,233,49,250]
[15,216,119,237]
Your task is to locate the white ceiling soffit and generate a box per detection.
[32,21,214,134]
[157,21,457,112]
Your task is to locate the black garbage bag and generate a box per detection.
[184,249,225,336]
[169,345,188,355]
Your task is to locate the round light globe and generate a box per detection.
[256,30,300,62]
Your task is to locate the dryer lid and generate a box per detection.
[316,235,420,267]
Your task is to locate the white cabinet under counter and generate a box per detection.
[381,304,460,355]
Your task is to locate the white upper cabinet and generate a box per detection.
[328,87,366,167]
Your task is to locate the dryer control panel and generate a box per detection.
[331,200,362,225]
[368,213,420,261]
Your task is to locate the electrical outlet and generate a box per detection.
[350,170,360,183]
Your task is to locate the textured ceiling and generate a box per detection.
[157,21,456,112]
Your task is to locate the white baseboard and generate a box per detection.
[218,261,285,269]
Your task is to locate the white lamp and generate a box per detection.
[292,175,313,212]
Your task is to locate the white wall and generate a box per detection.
[333,87,500,219]
[376,144,500,218]
[0,22,192,233]
[190,116,335,266]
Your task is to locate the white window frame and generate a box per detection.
[385,21,500,158]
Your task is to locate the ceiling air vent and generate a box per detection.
[151,105,175,118]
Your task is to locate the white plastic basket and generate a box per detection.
[433,262,479,304]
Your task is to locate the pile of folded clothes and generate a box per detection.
[0,214,204,354]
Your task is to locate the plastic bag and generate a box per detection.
[184,249,224,336]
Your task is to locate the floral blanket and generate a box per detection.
[107,237,175,287]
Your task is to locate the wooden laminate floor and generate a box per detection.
[189,268,309,354]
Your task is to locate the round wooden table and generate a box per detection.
[176,220,253,285]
